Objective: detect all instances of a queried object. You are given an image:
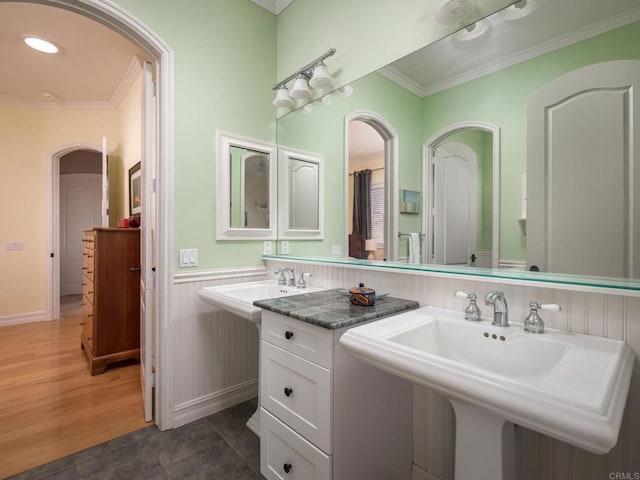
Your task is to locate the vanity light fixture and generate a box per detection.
[499,0,541,20]
[22,35,59,54]
[435,0,475,25]
[273,85,294,108]
[290,73,312,99]
[273,48,336,109]
[453,18,490,41]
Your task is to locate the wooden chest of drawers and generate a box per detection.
[81,228,140,375]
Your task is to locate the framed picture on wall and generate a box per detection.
[400,189,420,214]
[129,162,142,215]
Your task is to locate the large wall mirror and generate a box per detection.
[275,0,640,286]
[216,131,277,240]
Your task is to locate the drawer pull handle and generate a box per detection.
[80,322,85,326]
[284,387,293,397]
[88,291,93,295]
[87,314,93,318]
[283,463,292,474]
[284,331,294,340]
[130,267,141,272]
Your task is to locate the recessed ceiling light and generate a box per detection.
[22,36,59,54]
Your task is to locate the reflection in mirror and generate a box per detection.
[348,120,384,260]
[216,131,276,240]
[424,122,499,269]
[345,112,399,262]
[230,147,269,228]
[275,0,640,285]
[278,146,324,240]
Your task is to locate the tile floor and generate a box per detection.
[8,399,265,480]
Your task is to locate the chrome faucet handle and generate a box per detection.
[455,291,481,321]
[524,302,561,334]
[275,267,287,285]
[297,272,311,288]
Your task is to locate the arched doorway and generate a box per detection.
[344,111,398,261]
[3,0,174,430]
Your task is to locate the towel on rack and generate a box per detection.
[408,233,420,264]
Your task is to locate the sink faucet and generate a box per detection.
[275,267,296,286]
[485,291,509,327]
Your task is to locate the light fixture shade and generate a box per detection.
[309,63,333,89]
[273,85,294,108]
[435,0,475,25]
[290,75,311,99]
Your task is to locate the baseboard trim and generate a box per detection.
[412,464,441,480]
[173,379,258,428]
[0,311,49,327]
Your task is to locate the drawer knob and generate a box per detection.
[283,463,292,474]
[284,387,293,397]
[284,331,294,340]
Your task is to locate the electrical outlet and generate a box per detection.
[281,241,289,255]
[263,241,272,255]
[332,245,342,257]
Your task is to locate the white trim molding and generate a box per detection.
[174,266,268,284]
[0,311,49,327]
[251,0,294,15]
[173,379,258,428]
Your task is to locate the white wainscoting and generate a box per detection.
[171,267,267,427]
[264,259,640,480]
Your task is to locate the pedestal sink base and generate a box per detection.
[245,323,261,437]
[450,399,515,480]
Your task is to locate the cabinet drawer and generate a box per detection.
[82,280,95,305]
[262,342,332,453]
[81,301,95,351]
[262,311,333,368]
[82,252,95,281]
[260,408,331,480]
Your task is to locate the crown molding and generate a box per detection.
[110,55,143,108]
[0,54,143,111]
[251,0,294,15]
[383,6,640,98]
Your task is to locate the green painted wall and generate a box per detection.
[113,0,277,269]
[421,20,640,262]
[277,72,423,257]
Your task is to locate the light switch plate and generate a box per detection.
[332,245,342,257]
[281,241,289,255]
[179,249,191,267]
[5,241,23,251]
[263,241,272,255]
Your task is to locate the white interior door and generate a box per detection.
[60,174,101,296]
[101,137,109,227]
[527,60,640,277]
[140,61,155,422]
[432,143,477,265]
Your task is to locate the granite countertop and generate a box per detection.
[253,289,420,330]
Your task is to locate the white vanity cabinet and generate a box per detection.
[259,309,413,480]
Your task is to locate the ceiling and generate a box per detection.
[382,0,640,96]
[4,0,638,111]
[0,2,147,109]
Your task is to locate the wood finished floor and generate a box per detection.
[0,296,150,478]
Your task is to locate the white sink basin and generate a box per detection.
[340,306,634,456]
[198,279,325,323]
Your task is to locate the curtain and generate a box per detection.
[353,169,372,241]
